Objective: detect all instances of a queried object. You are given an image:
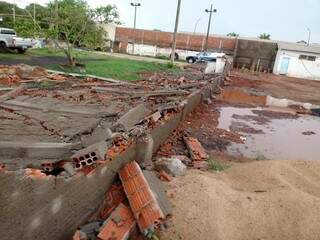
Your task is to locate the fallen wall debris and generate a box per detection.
[0,63,227,240]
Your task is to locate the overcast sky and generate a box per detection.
[9,0,320,43]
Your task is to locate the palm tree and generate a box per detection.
[227,32,239,37]
[259,33,271,40]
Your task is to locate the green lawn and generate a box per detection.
[1,48,180,81]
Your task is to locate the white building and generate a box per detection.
[273,42,320,80]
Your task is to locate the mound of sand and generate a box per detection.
[161,160,320,240]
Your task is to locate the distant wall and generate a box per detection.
[234,39,278,72]
[114,27,236,55]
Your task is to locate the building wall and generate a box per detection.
[273,50,320,80]
[126,43,199,60]
[114,26,236,55]
[234,39,278,72]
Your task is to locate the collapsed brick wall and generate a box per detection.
[0,76,224,240]
[114,27,236,54]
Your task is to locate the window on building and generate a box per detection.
[299,55,316,61]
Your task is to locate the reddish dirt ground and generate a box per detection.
[229,70,320,105]
[157,71,320,240]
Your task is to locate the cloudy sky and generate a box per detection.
[8,0,320,43]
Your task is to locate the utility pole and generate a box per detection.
[33,2,36,38]
[204,4,217,52]
[130,2,141,55]
[307,28,311,46]
[13,0,16,27]
[171,0,182,64]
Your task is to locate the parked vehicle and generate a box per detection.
[0,28,33,53]
[186,52,226,63]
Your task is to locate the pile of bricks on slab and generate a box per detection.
[73,161,172,240]
[183,136,209,169]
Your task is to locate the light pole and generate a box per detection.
[307,28,311,46]
[33,2,36,38]
[193,18,201,34]
[204,4,217,51]
[171,0,182,64]
[12,0,16,27]
[130,2,141,54]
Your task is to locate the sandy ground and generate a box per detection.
[161,160,320,240]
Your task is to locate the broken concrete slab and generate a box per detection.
[0,141,81,159]
[0,84,26,102]
[143,170,172,217]
[80,124,113,147]
[154,157,187,177]
[2,99,115,116]
[117,104,151,131]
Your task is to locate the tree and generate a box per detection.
[93,5,120,24]
[227,32,239,37]
[0,0,120,65]
[259,33,271,40]
[48,0,97,66]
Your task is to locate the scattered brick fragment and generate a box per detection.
[193,161,209,171]
[183,136,209,161]
[0,163,5,171]
[25,168,50,179]
[106,137,133,161]
[158,170,173,182]
[73,230,87,240]
[50,74,67,81]
[99,183,126,220]
[118,161,165,234]
[98,203,136,240]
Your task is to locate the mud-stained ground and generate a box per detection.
[161,160,320,240]
[229,70,320,105]
[156,71,320,240]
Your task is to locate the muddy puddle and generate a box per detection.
[218,106,320,161]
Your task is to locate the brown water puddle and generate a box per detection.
[218,106,320,161]
[220,89,267,105]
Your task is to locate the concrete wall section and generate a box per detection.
[151,112,183,153]
[0,79,224,240]
[0,144,137,240]
[273,50,320,80]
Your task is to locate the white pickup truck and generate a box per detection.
[0,28,33,54]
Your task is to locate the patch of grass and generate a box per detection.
[207,159,229,172]
[2,47,182,81]
[155,54,169,60]
[48,56,181,81]
[0,52,31,60]
[28,48,65,57]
